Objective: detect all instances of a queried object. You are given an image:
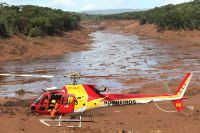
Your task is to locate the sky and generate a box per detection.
[0,0,193,12]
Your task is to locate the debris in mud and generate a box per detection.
[149,129,163,133]
[15,88,26,96]
[187,106,195,111]
[0,99,34,117]
[117,129,134,133]
[4,99,30,108]
[4,101,17,107]
[122,89,140,94]
[117,129,126,133]
[0,78,49,86]
[14,88,34,96]
[1,109,16,115]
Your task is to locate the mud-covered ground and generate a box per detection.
[0,93,200,133]
[0,27,93,62]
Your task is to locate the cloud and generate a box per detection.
[80,0,139,11]
[81,4,96,10]
[51,0,75,7]
[164,0,192,5]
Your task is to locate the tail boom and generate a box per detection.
[151,73,192,112]
[102,73,192,112]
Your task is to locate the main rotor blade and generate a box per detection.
[0,73,54,78]
[81,75,113,78]
[0,72,113,79]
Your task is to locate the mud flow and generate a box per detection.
[0,31,199,97]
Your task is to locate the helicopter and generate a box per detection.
[0,72,193,127]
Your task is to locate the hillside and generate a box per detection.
[95,0,200,30]
[0,3,80,37]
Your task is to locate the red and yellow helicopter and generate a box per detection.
[0,72,193,127]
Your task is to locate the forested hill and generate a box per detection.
[98,0,200,30]
[0,3,81,37]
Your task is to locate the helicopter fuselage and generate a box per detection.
[31,73,193,115]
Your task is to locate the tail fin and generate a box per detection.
[175,73,193,98]
[173,73,193,112]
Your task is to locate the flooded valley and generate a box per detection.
[0,31,199,97]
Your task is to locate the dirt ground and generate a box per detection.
[0,89,200,133]
[0,20,200,133]
[0,27,93,62]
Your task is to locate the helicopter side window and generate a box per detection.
[62,96,74,104]
[68,96,73,104]
[62,96,68,104]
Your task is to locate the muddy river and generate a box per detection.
[0,31,199,97]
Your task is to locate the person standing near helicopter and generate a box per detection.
[49,94,61,119]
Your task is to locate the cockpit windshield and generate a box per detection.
[33,95,43,105]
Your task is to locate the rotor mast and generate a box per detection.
[64,72,81,85]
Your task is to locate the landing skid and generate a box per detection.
[39,115,82,127]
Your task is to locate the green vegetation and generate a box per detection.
[87,0,200,30]
[0,3,80,37]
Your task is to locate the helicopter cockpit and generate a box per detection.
[31,89,76,115]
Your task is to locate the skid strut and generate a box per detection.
[39,115,82,127]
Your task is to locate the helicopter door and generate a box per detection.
[38,95,49,114]
[59,95,75,114]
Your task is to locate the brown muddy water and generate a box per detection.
[0,31,199,97]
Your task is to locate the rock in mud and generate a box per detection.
[4,101,16,107]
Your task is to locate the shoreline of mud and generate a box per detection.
[0,26,97,62]
[92,20,200,46]
[1,20,200,63]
